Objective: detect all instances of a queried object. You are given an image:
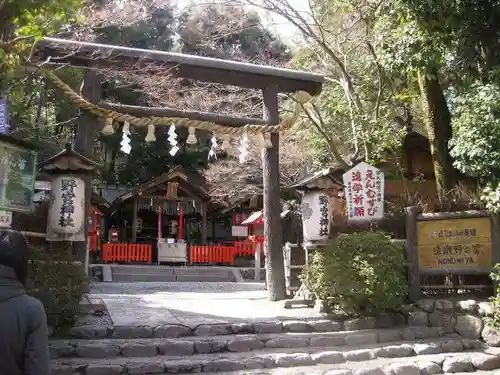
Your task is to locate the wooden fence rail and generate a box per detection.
[102,243,152,263]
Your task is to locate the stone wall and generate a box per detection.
[405,298,500,346]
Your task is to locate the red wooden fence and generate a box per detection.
[101,241,261,265]
[102,243,152,263]
[189,241,264,265]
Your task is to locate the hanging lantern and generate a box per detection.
[301,191,331,243]
[186,127,197,145]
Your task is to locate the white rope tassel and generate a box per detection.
[168,124,179,156]
[208,133,218,160]
[186,127,197,145]
[145,124,156,142]
[101,117,114,135]
[239,132,250,164]
[120,121,131,154]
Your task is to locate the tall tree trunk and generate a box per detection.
[417,68,457,196]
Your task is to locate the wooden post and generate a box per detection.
[211,214,217,242]
[254,242,261,282]
[262,85,286,301]
[201,202,207,244]
[131,197,138,243]
[405,206,420,301]
[74,70,101,263]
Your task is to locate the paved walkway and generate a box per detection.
[90,282,325,327]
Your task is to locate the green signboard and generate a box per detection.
[0,138,37,213]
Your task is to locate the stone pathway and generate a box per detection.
[201,367,500,375]
[51,337,500,374]
[89,282,325,327]
[55,282,500,374]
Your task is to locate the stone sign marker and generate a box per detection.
[406,208,500,301]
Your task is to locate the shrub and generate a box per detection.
[489,264,500,328]
[27,245,89,330]
[302,232,408,315]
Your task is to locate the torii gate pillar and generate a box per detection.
[262,85,286,301]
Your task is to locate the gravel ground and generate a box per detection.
[88,281,325,327]
[75,310,113,327]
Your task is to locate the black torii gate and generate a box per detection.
[34,37,324,301]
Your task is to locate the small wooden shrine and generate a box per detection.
[108,167,214,263]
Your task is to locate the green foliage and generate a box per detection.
[489,263,500,329]
[480,184,500,213]
[8,0,82,38]
[287,0,415,168]
[301,232,407,315]
[449,83,500,181]
[448,83,500,212]
[27,246,89,330]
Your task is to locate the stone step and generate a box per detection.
[50,329,457,360]
[175,274,235,282]
[68,317,413,339]
[51,344,499,374]
[111,274,177,282]
[111,274,234,282]
[109,266,236,282]
[109,266,235,275]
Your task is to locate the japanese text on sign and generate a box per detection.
[59,179,77,228]
[417,217,492,270]
[318,195,329,237]
[342,162,384,222]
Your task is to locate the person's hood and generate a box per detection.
[0,264,26,302]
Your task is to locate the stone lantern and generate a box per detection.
[39,143,100,243]
[285,168,344,310]
[291,168,344,248]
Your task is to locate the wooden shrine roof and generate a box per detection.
[403,130,431,153]
[289,167,344,190]
[109,167,211,213]
[35,37,324,95]
[38,143,100,174]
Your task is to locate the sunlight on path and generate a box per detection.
[90,282,325,326]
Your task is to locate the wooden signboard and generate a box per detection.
[417,217,492,270]
[405,208,500,301]
[0,138,37,213]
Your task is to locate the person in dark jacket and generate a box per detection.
[0,230,49,375]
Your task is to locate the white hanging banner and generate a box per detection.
[47,175,86,241]
[343,162,384,222]
[301,191,331,242]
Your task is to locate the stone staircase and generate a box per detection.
[108,265,237,282]
[50,318,500,374]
